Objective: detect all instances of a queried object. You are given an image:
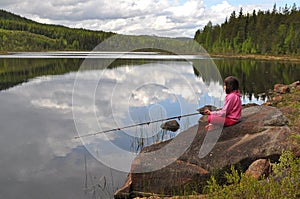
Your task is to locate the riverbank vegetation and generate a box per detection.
[194,3,300,56]
[205,150,300,199]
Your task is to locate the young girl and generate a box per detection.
[204,76,242,130]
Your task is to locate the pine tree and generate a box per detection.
[194,3,300,55]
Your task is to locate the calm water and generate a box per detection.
[1,52,300,198]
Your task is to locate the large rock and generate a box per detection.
[114,106,292,199]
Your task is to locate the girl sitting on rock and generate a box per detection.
[204,76,242,131]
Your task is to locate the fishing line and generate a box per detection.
[74,112,201,139]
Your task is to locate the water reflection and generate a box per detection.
[1,54,300,198]
[0,56,223,198]
[0,75,126,198]
[73,58,225,172]
[2,56,300,98]
[214,59,300,98]
[0,58,82,91]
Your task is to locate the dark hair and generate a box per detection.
[224,76,239,94]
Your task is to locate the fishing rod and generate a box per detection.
[74,112,201,139]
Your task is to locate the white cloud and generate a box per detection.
[166,0,205,18]
[208,1,235,23]
[0,0,276,37]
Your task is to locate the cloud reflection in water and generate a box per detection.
[72,59,224,172]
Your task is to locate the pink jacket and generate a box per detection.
[211,90,242,121]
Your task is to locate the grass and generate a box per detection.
[204,150,300,199]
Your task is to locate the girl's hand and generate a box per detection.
[204,109,211,115]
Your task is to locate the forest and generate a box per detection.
[1,4,300,55]
[0,9,115,51]
[0,9,199,53]
[194,3,300,55]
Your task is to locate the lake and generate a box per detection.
[1,52,300,198]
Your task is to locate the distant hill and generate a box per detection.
[0,9,38,23]
[0,9,115,51]
[0,9,198,53]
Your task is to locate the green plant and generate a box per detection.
[204,150,300,198]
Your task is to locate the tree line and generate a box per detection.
[0,9,115,51]
[194,3,300,55]
[0,9,202,53]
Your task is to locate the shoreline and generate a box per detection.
[210,53,300,62]
[2,51,300,62]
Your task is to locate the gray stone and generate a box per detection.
[160,120,180,132]
[114,106,293,199]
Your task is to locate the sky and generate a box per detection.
[0,0,297,38]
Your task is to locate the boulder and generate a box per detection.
[114,106,292,199]
[289,80,300,87]
[245,159,270,179]
[197,105,217,115]
[274,84,290,94]
[160,120,180,132]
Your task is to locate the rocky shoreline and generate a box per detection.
[114,81,300,199]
